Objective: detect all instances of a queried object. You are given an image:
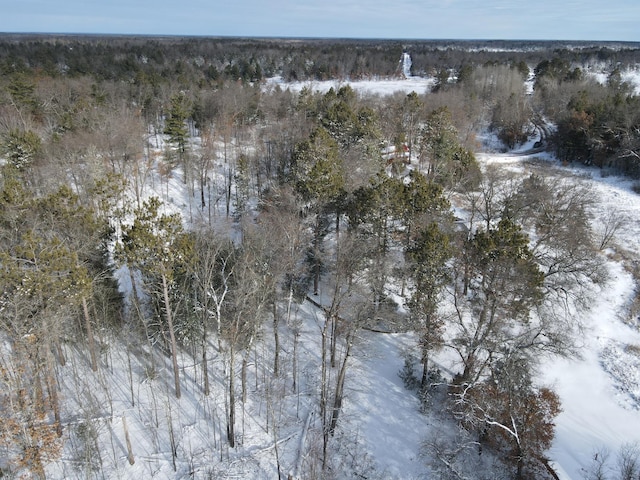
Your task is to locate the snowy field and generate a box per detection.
[265,75,436,96]
[263,51,438,96]
[265,64,640,98]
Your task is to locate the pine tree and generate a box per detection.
[406,222,452,390]
[456,217,544,383]
[164,93,190,154]
[1,129,42,170]
[164,92,191,183]
[292,127,345,294]
[117,197,194,398]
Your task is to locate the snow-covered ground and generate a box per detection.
[265,75,436,96]
[580,65,640,95]
[264,49,436,97]
[474,144,640,479]
[42,73,640,480]
[265,63,640,97]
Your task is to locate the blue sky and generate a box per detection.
[0,0,638,42]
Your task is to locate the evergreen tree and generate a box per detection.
[1,129,41,171]
[456,217,544,383]
[291,127,345,294]
[418,107,481,190]
[164,92,191,181]
[116,197,194,398]
[406,222,452,390]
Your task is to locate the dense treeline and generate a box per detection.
[0,36,638,479]
[2,34,640,83]
[5,34,639,176]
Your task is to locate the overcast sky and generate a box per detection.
[1,0,638,42]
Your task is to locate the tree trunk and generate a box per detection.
[227,349,236,448]
[420,348,429,391]
[313,215,322,296]
[273,301,280,376]
[45,348,62,437]
[55,341,66,367]
[226,168,232,218]
[128,267,141,321]
[83,296,98,372]
[202,327,210,396]
[293,329,298,393]
[286,287,293,322]
[330,315,338,368]
[320,316,330,470]
[241,356,248,405]
[516,444,523,479]
[329,336,352,435]
[127,345,135,406]
[122,416,135,465]
[200,171,206,209]
[420,321,431,391]
[161,273,181,399]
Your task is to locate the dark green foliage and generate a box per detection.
[401,170,451,221]
[513,60,530,79]
[1,129,41,170]
[117,197,193,285]
[431,68,450,93]
[291,127,344,204]
[314,85,381,149]
[164,93,190,154]
[346,173,403,238]
[452,215,547,384]
[406,222,452,389]
[420,107,481,189]
[533,57,579,87]
[0,36,637,475]
[468,217,544,316]
[0,172,120,342]
[553,86,640,175]
[6,73,38,109]
[456,64,474,84]
[407,222,452,306]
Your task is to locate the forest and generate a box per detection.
[1,35,640,479]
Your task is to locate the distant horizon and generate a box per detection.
[1,32,639,46]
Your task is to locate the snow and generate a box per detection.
[473,140,640,479]
[584,66,640,95]
[42,73,640,480]
[622,68,640,95]
[543,260,640,480]
[265,74,435,97]
[541,170,640,480]
[345,332,432,478]
[401,52,412,79]
[266,60,640,98]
